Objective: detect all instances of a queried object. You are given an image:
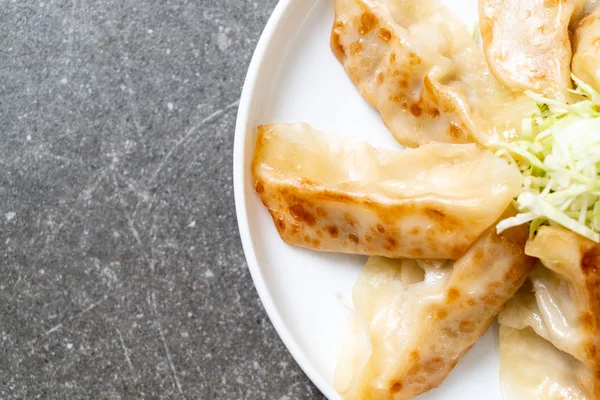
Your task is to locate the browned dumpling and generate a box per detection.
[479,0,584,99]
[573,7,600,92]
[335,222,535,399]
[499,227,600,399]
[331,0,534,148]
[252,123,522,260]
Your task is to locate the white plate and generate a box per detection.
[233,1,502,399]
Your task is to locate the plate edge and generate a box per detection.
[232,1,340,399]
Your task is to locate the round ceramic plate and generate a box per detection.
[233,1,502,399]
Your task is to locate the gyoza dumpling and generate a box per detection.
[479,0,584,99]
[335,222,535,399]
[252,123,522,260]
[573,7,600,93]
[499,226,600,399]
[499,325,589,400]
[331,0,534,147]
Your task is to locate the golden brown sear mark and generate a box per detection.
[410,226,421,235]
[459,320,476,334]
[410,103,422,117]
[424,357,445,373]
[377,27,391,42]
[409,52,421,66]
[330,21,345,60]
[254,180,264,193]
[448,122,463,139]
[581,245,600,275]
[386,237,397,250]
[276,217,286,232]
[425,207,446,220]
[350,41,363,55]
[390,381,403,393]
[427,107,440,118]
[316,207,327,218]
[344,212,356,227]
[288,204,316,226]
[446,288,460,303]
[359,12,377,35]
[327,225,339,238]
[434,309,448,320]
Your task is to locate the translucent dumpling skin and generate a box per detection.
[499,325,589,400]
[573,7,600,93]
[479,0,583,99]
[335,222,535,400]
[252,123,523,260]
[331,0,533,147]
[499,226,600,399]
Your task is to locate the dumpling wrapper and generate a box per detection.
[499,226,600,399]
[480,0,584,98]
[499,325,589,400]
[479,0,584,99]
[334,222,535,400]
[252,123,522,260]
[573,6,600,93]
[331,0,534,148]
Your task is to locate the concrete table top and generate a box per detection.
[1,1,323,398]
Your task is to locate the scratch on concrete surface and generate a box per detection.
[126,212,142,246]
[147,99,239,185]
[117,328,136,379]
[158,324,186,398]
[40,295,108,340]
[45,324,63,336]
[149,290,186,398]
[85,296,108,313]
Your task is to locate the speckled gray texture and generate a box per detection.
[0,1,324,398]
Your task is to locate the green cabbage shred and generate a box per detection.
[492,75,600,243]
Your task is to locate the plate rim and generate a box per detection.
[232,0,337,399]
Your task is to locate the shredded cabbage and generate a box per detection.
[492,75,600,243]
[471,22,481,46]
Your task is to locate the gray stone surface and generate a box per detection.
[0,1,324,398]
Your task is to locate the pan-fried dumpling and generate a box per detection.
[499,325,589,400]
[499,226,600,399]
[331,0,534,147]
[479,0,584,99]
[252,123,522,260]
[573,7,600,93]
[334,222,535,399]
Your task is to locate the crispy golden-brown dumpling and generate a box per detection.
[573,7,600,93]
[335,223,535,400]
[331,0,533,147]
[479,0,584,99]
[252,123,522,260]
[499,227,600,399]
